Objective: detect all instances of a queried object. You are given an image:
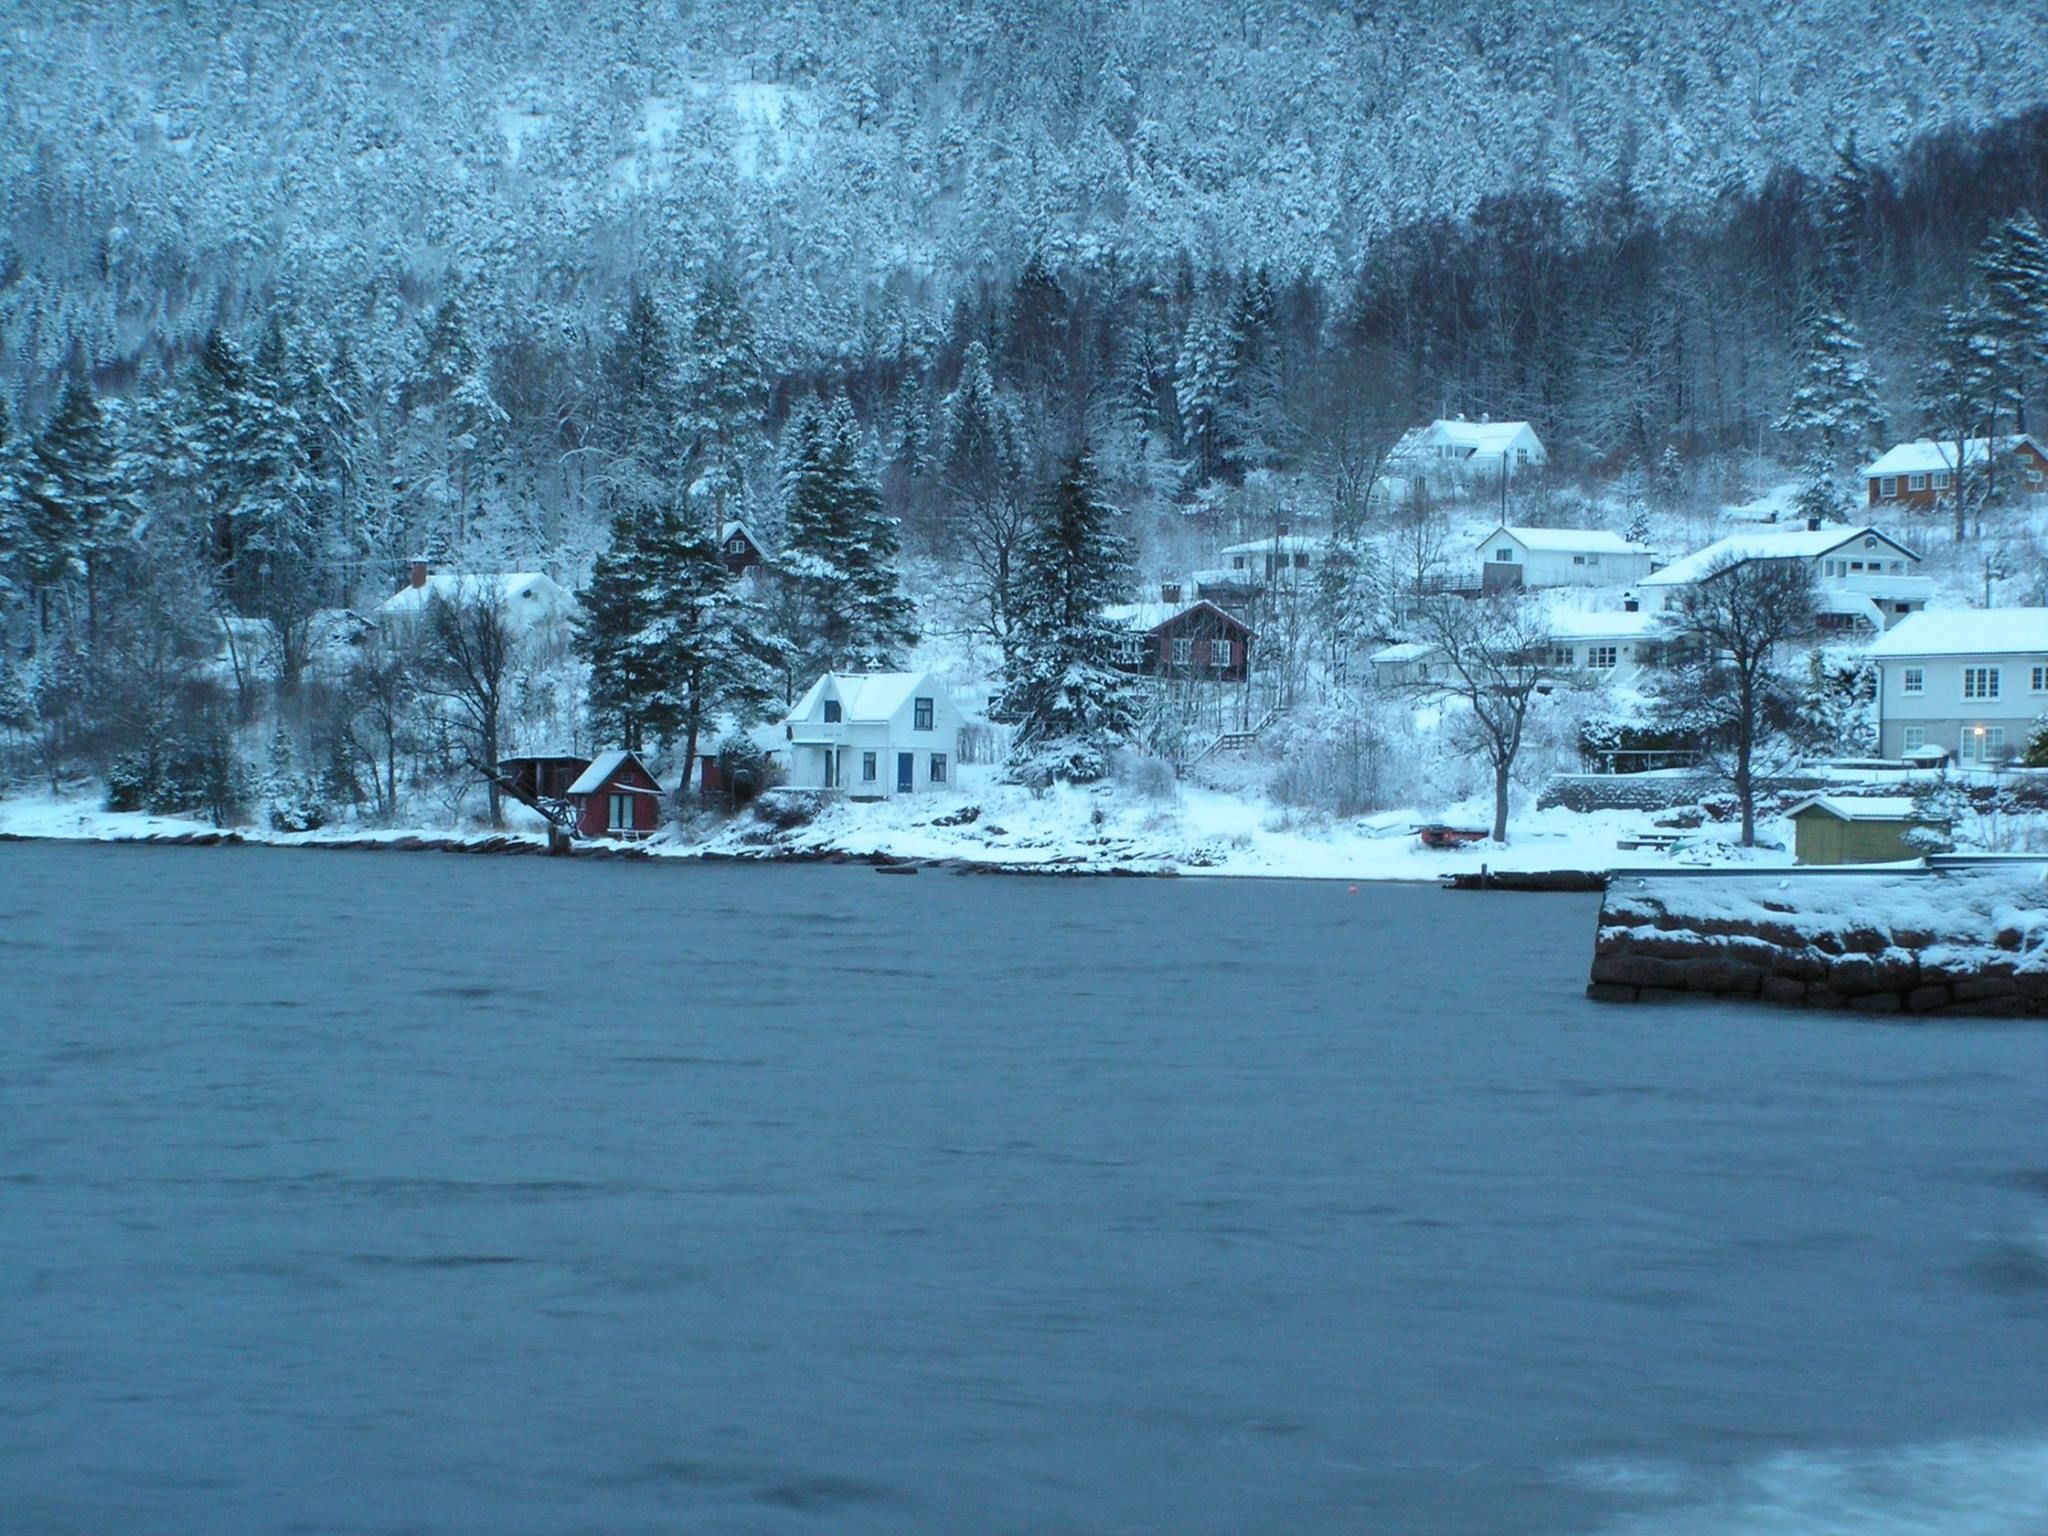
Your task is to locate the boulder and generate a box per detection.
[1759,975,1807,1006]
[1684,957,1764,995]
[1591,954,1690,989]
[1905,984,1953,1013]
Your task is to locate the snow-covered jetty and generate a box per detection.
[1588,864,2048,1016]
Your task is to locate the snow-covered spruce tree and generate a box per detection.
[1774,299,1882,461]
[23,371,134,648]
[1788,450,1853,529]
[597,290,687,510]
[679,273,767,530]
[1619,454,1650,544]
[575,502,668,752]
[1174,305,1236,489]
[775,396,916,684]
[993,448,1139,784]
[1918,293,2003,541]
[1976,209,2048,435]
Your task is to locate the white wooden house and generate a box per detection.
[1866,607,2048,764]
[1476,525,1654,590]
[1392,418,1547,485]
[782,671,966,797]
[1638,522,1927,631]
[378,563,577,635]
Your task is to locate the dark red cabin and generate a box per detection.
[566,750,665,839]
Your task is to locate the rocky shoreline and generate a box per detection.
[1588,868,2048,1017]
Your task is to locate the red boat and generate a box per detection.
[1415,824,1488,849]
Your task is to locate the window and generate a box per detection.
[929,753,947,784]
[1934,472,1952,490]
[1496,547,1515,563]
[727,537,746,553]
[1902,667,1924,695]
[1550,645,1575,667]
[2029,468,2045,485]
[1862,536,1877,549]
[913,697,934,730]
[1209,638,1232,667]
[1172,637,1193,666]
[1231,554,1247,570]
[1587,645,1619,670]
[1115,635,1143,665]
[1965,726,2008,762]
[823,698,842,723]
[1880,476,1899,498]
[1517,448,1529,464]
[1908,473,1927,492]
[862,752,877,782]
[1572,554,1586,565]
[2033,665,2048,693]
[1293,552,1310,568]
[1964,666,2000,701]
[1902,727,1926,752]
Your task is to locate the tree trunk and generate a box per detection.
[1491,759,1510,843]
[1735,678,1756,847]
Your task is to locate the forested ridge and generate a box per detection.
[2,1,2047,824]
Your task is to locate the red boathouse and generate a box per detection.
[566,750,665,839]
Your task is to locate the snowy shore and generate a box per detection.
[0,775,1800,884]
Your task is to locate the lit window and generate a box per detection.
[1963,666,2000,701]
[1209,638,1232,667]
[1902,668,1924,695]
[913,697,934,730]
[1172,637,1193,666]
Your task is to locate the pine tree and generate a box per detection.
[1652,444,1685,511]
[777,396,917,681]
[1618,453,1650,543]
[575,502,669,751]
[1174,306,1235,488]
[993,447,1139,783]
[1222,267,1288,477]
[1789,450,1852,528]
[0,398,30,614]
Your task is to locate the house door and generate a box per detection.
[896,752,914,793]
[823,749,836,788]
[608,792,633,832]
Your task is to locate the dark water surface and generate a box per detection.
[4,843,2047,1535]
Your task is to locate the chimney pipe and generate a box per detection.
[1806,516,1821,532]
[1161,582,1182,604]
[1623,592,1639,613]
[408,557,430,590]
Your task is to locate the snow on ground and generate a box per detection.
[0,769,1800,881]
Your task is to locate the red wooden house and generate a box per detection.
[1862,434,2048,508]
[1102,588,1253,683]
[566,750,665,838]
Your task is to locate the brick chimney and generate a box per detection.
[1623,591,1640,613]
[1160,582,1182,604]
[1806,516,1822,532]
[407,557,430,590]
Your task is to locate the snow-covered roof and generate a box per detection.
[1101,598,1246,633]
[566,749,656,797]
[720,519,763,548]
[1866,607,2048,659]
[786,671,941,724]
[1433,419,1538,454]
[1217,534,1328,557]
[1369,641,1438,664]
[379,571,571,619]
[1640,525,1914,587]
[1543,608,1662,641]
[1861,435,2045,478]
[1786,795,1940,823]
[1485,524,1647,556]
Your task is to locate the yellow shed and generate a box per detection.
[1787,795,1951,866]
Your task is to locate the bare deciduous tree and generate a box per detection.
[417,581,516,826]
[1403,595,1556,843]
[1668,557,1816,846]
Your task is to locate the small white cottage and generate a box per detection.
[783,671,966,797]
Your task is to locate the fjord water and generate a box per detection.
[3,844,2047,1535]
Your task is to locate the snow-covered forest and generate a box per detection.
[3,0,2048,831]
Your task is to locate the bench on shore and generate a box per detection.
[1615,833,1684,852]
